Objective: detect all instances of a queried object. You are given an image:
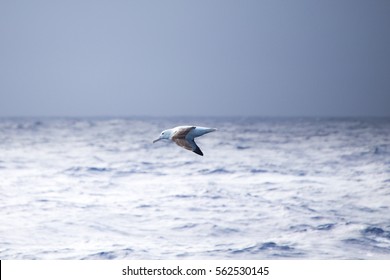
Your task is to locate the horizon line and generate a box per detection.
[0,114,389,119]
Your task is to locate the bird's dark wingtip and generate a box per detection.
[193,146,203,156]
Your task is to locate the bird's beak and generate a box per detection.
[153,138,161,143]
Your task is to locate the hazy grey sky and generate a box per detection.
[1,0,389,117]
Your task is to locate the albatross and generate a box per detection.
[153,126,216,156]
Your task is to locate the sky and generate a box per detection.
[0,0,389,117]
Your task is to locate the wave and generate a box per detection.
[343,225,390,255]
[63,166,113,176]
[316,223,336,231]
[363,226,390,239]
[230,242,303,258]
[81,248,134,260]
[199,168,233,175]
[373,144,390,156]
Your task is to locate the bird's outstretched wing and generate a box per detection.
[171,126,203,156]
[173,138,203,156]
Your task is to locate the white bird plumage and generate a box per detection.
[153,126,216,156]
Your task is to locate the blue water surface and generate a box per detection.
[0,117,389,259]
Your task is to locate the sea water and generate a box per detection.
[0,117,389,259]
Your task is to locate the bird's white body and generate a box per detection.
[171,126,216,139]
[153,126,216,156]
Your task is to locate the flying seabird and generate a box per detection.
[153,126,216,156]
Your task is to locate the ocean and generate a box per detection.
[0,117,389,259]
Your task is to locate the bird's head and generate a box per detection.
[153,129,171,143]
